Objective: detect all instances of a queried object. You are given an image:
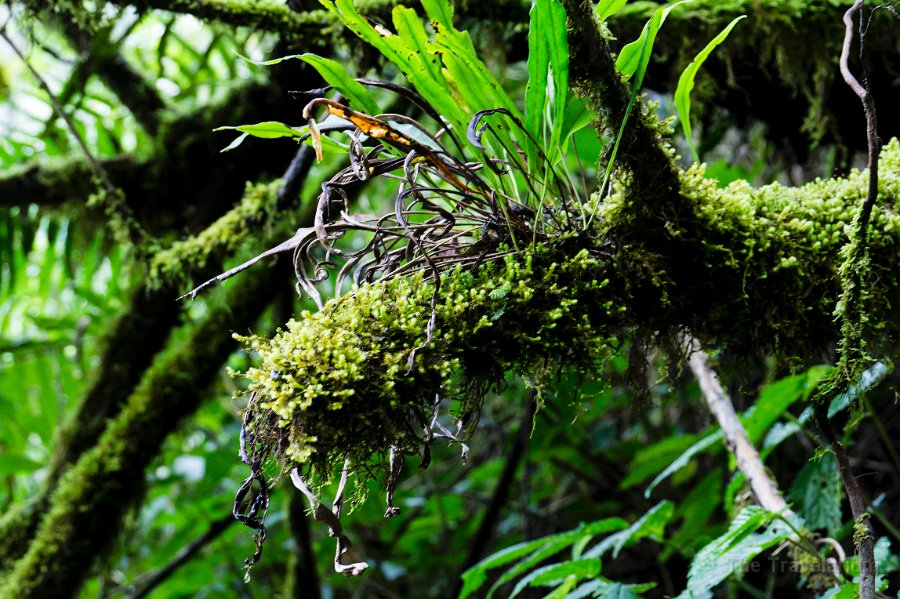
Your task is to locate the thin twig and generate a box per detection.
[127,514,236,599]
[835,3,880,596]
[839,1,880,247]
[684,335,790,514]
[832,440,877,599]
[0,23,147,247]
[0,25,116,196]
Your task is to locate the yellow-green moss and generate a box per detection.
[601,138,900,363]
[240,244,621,484]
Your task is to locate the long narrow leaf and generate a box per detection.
[674,16,746,163]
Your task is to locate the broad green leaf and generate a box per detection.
[524,0,551,163]
[236,52,302,66]
[675,508,794,599]
[544,0,569,154]
[597,0,629,21]
[820,582,859,599]
[420,0,454,31]
[239,50,380,115]
[544,576,579,599]
[214,121,303,140]
[788,453,842,534]
[558,96,595,152]
[488,518,627,597]
[644,430,722,497]
[392,6,442,82]
[744,364,830,443]
[460,518,627,599]
[297,54,380,115]
[675,16,746,163]
[509,558,601,596]
[622,433,701,489]
[616,1,692,80]
[570,580,657,599]
[219,132,249,153]
[0,453,42,475]
[324,0,466,129]
[666,469,723,557]
[585,501,674,559]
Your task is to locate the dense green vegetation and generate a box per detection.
[0,0,898,597]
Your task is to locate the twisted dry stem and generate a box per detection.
[290,465,368,576]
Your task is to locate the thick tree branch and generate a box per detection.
[106,0,327,32]
[0,78,297,233]
[103,0,531,33]
[0,252,288,597]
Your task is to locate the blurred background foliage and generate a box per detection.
[0,1,898,598]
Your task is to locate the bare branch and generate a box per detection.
[684,335,791,514]
[127,514,235,599]
[834,4,881,595]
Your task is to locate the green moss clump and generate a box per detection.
[600,138,900,363]
[240,243,621,485]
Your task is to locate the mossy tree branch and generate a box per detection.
[561,0,681,208]
[102,0,531,33]
[239,140,900,488]
[0,254,288,598]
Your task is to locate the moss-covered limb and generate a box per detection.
[0,77,297,234]
[0,256,286,598]
[147,179,282,289]
[102,0,531,34]
[0,155,140,209]
[240,140,900,488]
[561,0,682,213]
[608,1,899,156]
[0,278,183,570]
[243,245,620,478]
[622,139,900,362]
[104,0,327,32]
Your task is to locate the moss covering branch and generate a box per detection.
[240,140,900,491]
[102,0,531,35]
